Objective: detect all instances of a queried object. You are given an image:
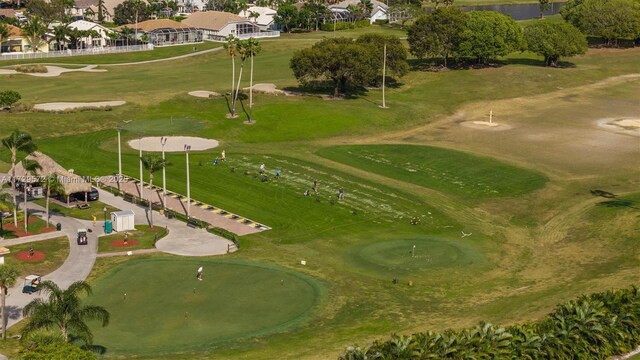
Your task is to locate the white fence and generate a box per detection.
[236,31,280,39]
[0,44,154,61]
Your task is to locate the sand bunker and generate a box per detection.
[129,136,219,152]
[188,90,220,98]
[243,83,300,96]
[0,65,106,77]
[597,118,640,136]
[34,100,125,111]
[460,121,512,131]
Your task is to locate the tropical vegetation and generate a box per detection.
[22,280,110,345]
[340,286,640,359]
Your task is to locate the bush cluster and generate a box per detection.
[14,65,48,73]
[340,286,640,359]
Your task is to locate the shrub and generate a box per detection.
[14,64,48,73]
[0,90,21,108]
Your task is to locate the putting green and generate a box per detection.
[349,238,484,275]
[88,258,322,355]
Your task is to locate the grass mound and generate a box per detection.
[348,238,484,276]
[14,64,47,73]
[87,258,323,355]
[317,145,548,199]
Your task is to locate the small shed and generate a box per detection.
[0,247,9,265]
[111,210,135,232]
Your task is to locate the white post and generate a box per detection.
[489,109,493,124]
[138,135,143,199]
[161,137,167,214]
[184,144,191,218]
[381,42,387,109]
[117,127,122,190]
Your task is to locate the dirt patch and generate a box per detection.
[33,100,126,111]
[111,239,140,247]
[244,83,301,96]
[15,250,46,262]
[188,90,220,98]
[460,121,513,131]
[597,118,640,136]
[128,136,219,152]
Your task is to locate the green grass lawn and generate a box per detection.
[86,257,323,355]
[0,28,638,359]
[0,42,222,66]
[31,198,120,221]
[5,236,69,277]
[1,216,54,239]
[98,225,167,253]
[317,145,548,199]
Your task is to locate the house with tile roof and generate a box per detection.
[182,11,279,41]
[330,0,388,23]
[116,19,202,46]
[69,0,125,23]
[0,24,49,53]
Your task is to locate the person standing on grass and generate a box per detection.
[313,179,318,193]
[221,150,226,161]
[259,163,265,174]
[275,168,281,179]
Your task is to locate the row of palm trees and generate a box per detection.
[340,286,640,359]
[223,35,261,122]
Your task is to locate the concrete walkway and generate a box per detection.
[96,189,235,256]
[101,178,267,235]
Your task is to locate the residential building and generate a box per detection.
[117,19,202,46]
[330,0,388,23]
[0,24,49,53]
[238,6,279,31]
[182,11,279,41]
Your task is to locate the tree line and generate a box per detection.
[407,7,588,68]
[339,285,640,359]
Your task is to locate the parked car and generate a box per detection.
[70,187,99,202]
[77,229,88,245]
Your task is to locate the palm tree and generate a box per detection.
[0,23,10,55]
[121,27,134,46]
[22,280,110,344]
[22,16,48,53]
[249,10,260,24]
[141,154,166,228]
[2,130,37,228]
[21,159,42,233]
[233,39,248,117]
[223,35,239,117]
[245,37,261,123]
[0,264,19,340]
[52,24,69,51]
[42,173,64,226]
[107,31,120,47]
[359,0,373,18]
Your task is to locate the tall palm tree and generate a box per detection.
[359,0,373,18]
[244,37,261,123]
[0,23,10,55]
[141,154,167,228]
[22,16,48,53]
[249,10,260,24]
[2,130,37,227]
[223,35,238,117]
[22,280,110,344]
[42,173,64,226]
[52,24,69,51]
[233,39,248,117]
[0,264,19,340]
[121,27,134,46]
[21,159,42,233]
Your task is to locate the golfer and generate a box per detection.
[196,266,203,280]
